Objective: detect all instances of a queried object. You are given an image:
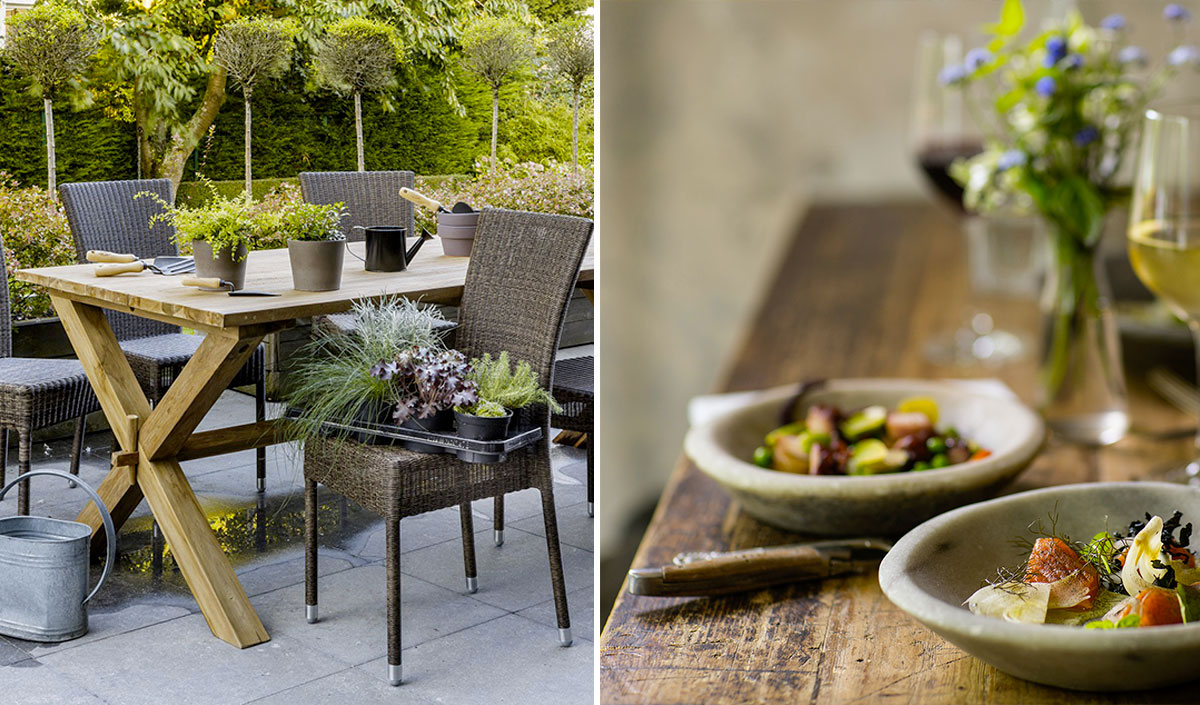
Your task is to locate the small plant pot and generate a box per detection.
[437,212,480,257]
[287,239,344,292]
[401,409,455,453]
[193,240,249,290]
[454,409,512,442]
[355,401,397,445]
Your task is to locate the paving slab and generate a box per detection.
[246,667,439,705]
[517,586,596,642]
[0,659,109,704]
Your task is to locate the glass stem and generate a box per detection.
[1192,323,1200,474]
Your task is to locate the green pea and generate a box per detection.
[753,446,773,468]
[930,453,949,469]
[912,460,931,471]
[943,427,959,439]
[926,436,947,455]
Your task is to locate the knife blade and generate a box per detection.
[626,538,891,597]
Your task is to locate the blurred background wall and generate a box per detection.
[597,0,1200,614]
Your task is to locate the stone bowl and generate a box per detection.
[683,379,1044,535]
[879,482,1200,691]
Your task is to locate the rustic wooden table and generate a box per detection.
[16,239,594,649]
[598,202,1197,704]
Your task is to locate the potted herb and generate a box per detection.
[454,352,561,441]
[140,189,261,290]
[370,346,478,451]
[273,201,346,291]
[282,298,450,446]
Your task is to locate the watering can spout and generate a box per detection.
[406,229,435,263]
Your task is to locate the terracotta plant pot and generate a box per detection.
[287,239,345,292]
[192,240,249,290]
[437,211,480,257]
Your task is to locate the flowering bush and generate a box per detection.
[413,158,593,233]
[0,173,76,320]
[369,346,478,424]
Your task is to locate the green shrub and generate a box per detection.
[458,351,560,416]
[0,173,77,320]
[176,177,296,207]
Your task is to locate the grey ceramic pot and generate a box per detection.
[192,240,248,290]
[287,239,344,292]
[438,211,480,256]
[879,482,1200,691]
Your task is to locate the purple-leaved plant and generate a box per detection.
[370,347,479,424]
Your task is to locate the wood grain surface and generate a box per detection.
[599,202,1199,705]
[16,240,595,331]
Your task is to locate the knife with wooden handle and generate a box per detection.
[627,538,891,597]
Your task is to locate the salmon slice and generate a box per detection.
[1025,537,1101,609]
[1116,587,1184,627]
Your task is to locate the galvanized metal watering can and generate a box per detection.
[0,470,116,642]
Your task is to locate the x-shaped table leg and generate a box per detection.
[52,295,281,648]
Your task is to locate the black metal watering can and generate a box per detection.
[353,226,434,272]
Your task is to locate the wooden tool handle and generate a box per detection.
[87,250,138,263]
[398,187,443,211]
[181,276,227,290]
[95,261,146,277]
[628,545,830,596]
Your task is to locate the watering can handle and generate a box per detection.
[0,470,117,605]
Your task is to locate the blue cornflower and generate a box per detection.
[939,64,969,85]
[1100,14,1127,31]
[997,150,1027,171]
[1118,45,1149,65]
[1035,76,1057,97]
[964,48,992,72]
[1044,36,1068,67]
[1063,54,1083,70]
[1168,44,1200,66]
[1166,4,1191,22]
[1074,126,1100,146]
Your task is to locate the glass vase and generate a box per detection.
[1037,225,1128,445]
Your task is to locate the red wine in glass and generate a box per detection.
[916,139,983,212]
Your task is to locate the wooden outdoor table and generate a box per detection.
[16,239,594,649]
[598,202,1196,704]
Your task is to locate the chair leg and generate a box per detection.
[538,473,572,646]
[68,415,86,489]
[0,428,8,490]
[386,520,402,686]
[460,503,477,593]
[493,494,504,547]
[586,432,594,518]
[305,480,319,624]
[17,430,31,516]
[255,377,266,493]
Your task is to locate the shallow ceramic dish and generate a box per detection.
[683,379,1044,535]
[879,482,1200,691]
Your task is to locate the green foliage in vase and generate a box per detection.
[264,200,346,242]
[281,297,448,442]
[945,0,1186,246]
[139,183,264,260]
[456,351,561,417]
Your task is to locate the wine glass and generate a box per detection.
[910,31,1029,366]
[1129,105,1200,483]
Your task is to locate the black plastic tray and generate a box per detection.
[292,412,542,464]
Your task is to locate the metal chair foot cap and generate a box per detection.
[256,478,265,493]
[558,627,573,646]
[388,664,402,686]
[68,481,78,489]
[466,576,478,594]
[587,502,594,517]
[493,529,504,547]
[305,604,318,624]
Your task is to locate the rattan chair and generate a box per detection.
[303,208,594,686]
[551,355,594,517]
[0,241,99,515]
[59,179,269,491]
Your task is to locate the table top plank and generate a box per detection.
[599,201,1196,705]
[16,240,595,330]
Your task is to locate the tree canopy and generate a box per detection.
[5,4,97,100]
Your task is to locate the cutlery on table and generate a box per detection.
[627,538,892,597]
[87,250,195,277]
[181,277,280,297]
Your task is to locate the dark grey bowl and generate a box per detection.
[879,482,1200,691]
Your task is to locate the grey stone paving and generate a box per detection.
[0,380,594,704]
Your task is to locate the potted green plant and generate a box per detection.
[454,351,561,441]
[139,189,261,290]
[370,346,478,451]
[273,201,347,291]
[282,297,450,447]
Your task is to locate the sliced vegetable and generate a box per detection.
[841,405,888,440]
[846,439,889,475]
[897,396,939,424]
[886,411,933,440]
[765,422,804,448]
[752,446,773,468]
[969,449,992,461]
[1121,516,1167,597]
[965,581,1050,623]
[772,435,809,473]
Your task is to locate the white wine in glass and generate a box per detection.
[1129,106,1200,483]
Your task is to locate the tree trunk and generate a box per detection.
[244,94,252,198]
[354,90,365,172]
[571,85,580,175]
[154,67,228,192]
[44,97,56,198]
[490,86,499,173]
